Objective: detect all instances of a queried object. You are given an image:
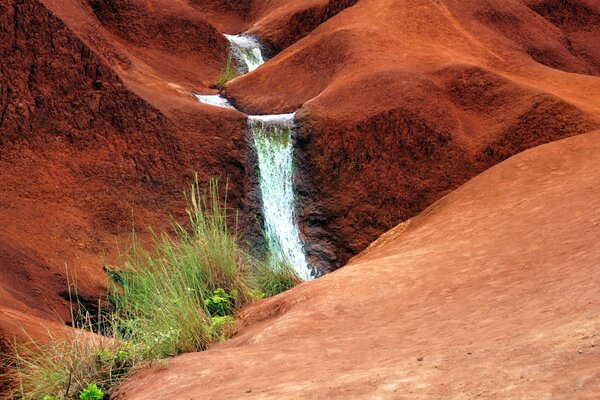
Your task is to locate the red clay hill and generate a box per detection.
[223,0,600,271]
[1,0,600,394]
[118,130,600,399]
[0,0,354,340]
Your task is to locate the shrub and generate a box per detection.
[216,52,238,89]
[3,176,301,399]
[107,177,255,359]
[79,383,104,400]
[4,326,137,400]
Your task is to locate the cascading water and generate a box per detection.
[194,94,235,109]
[224,34,265,73]
[194,34,314,280]
[250,114,312,281]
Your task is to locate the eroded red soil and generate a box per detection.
[223,0,600,271]
[2,0,600,396]
[117,131,600,399]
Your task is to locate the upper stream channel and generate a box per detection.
[195,34,313,281]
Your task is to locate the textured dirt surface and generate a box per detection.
[223,0,600,271]
[190,0,359,51]
[225,0,600,270]
[117,131,600,399]
[0,0,250,338]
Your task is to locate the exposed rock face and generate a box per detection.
[1,0,166,144]
[86,0,227,56]
[248,0,360,52]
[295,65,599,271]
[523,0,600,73]
[189,0,359,53]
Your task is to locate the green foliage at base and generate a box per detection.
[79,384,104,400]
[253,259,303,298]
[3,327,138,400]
[3,176,301,400]
[216,52,238,89]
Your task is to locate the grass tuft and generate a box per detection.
[216,52,238,89]
[3,321,138,400]
[2,175,301,399]
[253,259,302,298]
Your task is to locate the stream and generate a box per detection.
[195,35,313,281]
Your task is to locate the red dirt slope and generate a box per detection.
[190,0,359,51]
[0,0,356,345]
[0,0,249,337]
[117,130,600,399]
[223,0,600,271]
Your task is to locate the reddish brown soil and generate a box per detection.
[223,0,600,271]
[2,0,600,396]
[0,0,250,340]
[0,0,357,344]
[117,131,600,399]
[189,0,359,51]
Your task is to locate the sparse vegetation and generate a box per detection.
[2,176,300,399]
[253,259,302,298]
[216,52,238,89]
[4,325,137,400]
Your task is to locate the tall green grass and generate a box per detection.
[2,176,301,399]
[109,178,255,359]
[3,320,138,400]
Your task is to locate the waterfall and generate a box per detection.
[224,34,265,73]
[194,35,313,280]
[194,94,235,109]
[250,114,313,281]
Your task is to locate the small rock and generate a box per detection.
[417,357,423,362]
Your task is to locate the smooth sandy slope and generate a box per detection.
[119,131,600,399]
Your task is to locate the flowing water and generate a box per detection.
[194,94,235,109]
[224,34,265,73]
[195,35,313,280]
[249,114,312,280]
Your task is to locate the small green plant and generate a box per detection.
[43,396,59,400]
[216,52,238,89]
[204,288,237,317]
[209,316,236,341]
[79,383,104,400]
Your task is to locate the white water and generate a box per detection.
[194,35,313,280]
[225,34,265,73]
[250,114,313,281]
[194,94,235,110]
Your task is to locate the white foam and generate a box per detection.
[194,94,236,110]
[249,113,295,125]
[225,34,265,73]
[250,114,313,281]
